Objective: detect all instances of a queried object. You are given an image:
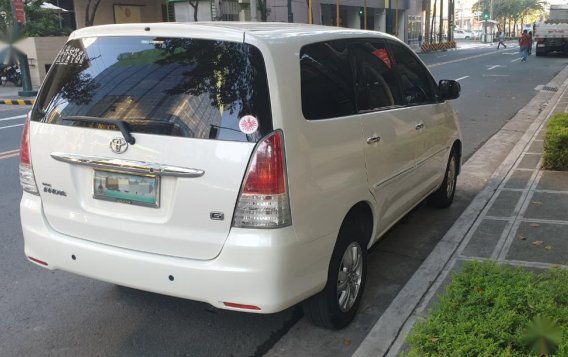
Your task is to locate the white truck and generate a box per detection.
[534,4,568,56]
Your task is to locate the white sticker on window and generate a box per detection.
[54,44,87,65]
[239,115,259,135]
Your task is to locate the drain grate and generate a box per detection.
[542,86,558,92]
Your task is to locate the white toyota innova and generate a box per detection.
[20,22,462,329]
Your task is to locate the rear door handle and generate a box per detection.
[415,123,425,130]
[366,136,381,144]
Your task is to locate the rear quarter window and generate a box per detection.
[32,37,273,143]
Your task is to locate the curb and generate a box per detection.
[353,64,568,357]
[0,99,35,105]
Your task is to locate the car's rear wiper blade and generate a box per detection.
[60,116,136,145]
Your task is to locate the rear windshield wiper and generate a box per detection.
[60,116,136,145]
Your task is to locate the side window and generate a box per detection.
[349,40,403,113]
[389,42,437,105]
[300,40,356,120]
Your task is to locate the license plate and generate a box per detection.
[93,170,160,208]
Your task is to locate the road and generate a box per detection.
[1,44,566,357]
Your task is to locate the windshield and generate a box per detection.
[32,36,273,142]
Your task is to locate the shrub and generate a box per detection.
[542,112,568,171]
[404,261,568,356]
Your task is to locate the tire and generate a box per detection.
[427,149,458,208]
[304,219,368,329]
[535,49,545,57]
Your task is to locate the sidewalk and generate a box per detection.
[0,83,38,105]
[355,64,568,356]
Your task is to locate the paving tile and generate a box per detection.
[517,153,541,169]
[462,219,508,258]
[527,140,543,154]
[487,190,523,217]
[504,170,532,189]
[536,171,568,191]
[524,192,568,221]
[506,222,568,265]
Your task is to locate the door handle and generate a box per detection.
[415,123,425,130]
[366,136,381,144]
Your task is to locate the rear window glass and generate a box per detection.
[32,37,273,142]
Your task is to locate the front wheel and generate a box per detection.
[427,150,458,208]
[304,221,367,329]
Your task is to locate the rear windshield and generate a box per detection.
[32,37,273,142]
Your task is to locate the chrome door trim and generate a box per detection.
[51,152,205,178]
[372,165,415,191]
[415,146,449,169]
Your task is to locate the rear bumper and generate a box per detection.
[20,193,335,313]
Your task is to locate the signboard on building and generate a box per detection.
[12,0,26,24]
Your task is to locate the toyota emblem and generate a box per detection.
[110,138,128,154]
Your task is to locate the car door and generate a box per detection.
[388,41,451,199]
[349,39,421,232]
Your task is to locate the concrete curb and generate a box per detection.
[352,64,568,357]
[0,99,35,105]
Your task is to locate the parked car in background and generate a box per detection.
[20,22,463,330]
[454,29,473,40]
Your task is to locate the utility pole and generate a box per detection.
[287,0,293,22]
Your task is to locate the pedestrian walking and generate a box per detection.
[497,31,507,49]
[519,30,530,62]
[528,31,533,55]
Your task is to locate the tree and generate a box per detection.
[85,0,101,27]
[0,0,71,37]
[189,0,199,22]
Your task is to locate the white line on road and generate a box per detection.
[487,65,506,70]
[0,149,19,160]
[483,74,511,77]
[0,123,24,130]
[0,114,27,122]
[511,58,522,63]
[455,76,469,81]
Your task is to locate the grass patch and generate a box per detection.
[404,261,568,356]
[542,112,568,171]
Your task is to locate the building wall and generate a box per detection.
[17,37,68,86]
[174,1,212,22]
[73,0,164,28]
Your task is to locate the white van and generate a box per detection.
[20,22,462,329]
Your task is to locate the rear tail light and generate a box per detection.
[19,112,39,195]
[232,130,291,228]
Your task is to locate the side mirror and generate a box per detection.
[438,79,461,100]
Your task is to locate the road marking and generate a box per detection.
[0,114,27,122]
[511,58,522,63]
[487,65,506,70]
[428,50,507,68]
[0,149,19,160]
[0,123,24,130]
[501,52,516,55]
[455,76,469,81]
[483,74,511,77]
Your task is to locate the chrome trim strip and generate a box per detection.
[372,165,415,191]
[51,152,205,178]
[416,146,449,169]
